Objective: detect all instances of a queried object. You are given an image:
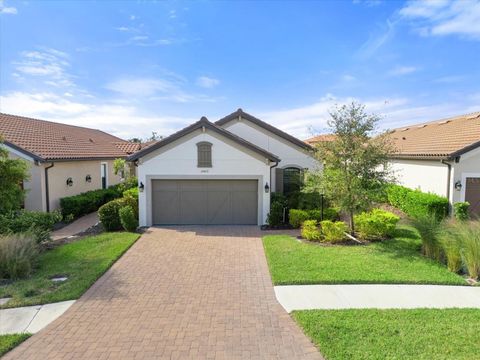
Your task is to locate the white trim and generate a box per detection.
[2,144,35,162]
[101,162,108,189]
[460,172,480,202]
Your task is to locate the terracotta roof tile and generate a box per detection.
[0,113,134,161]
[304,134,336,145]
[387,111,480,159]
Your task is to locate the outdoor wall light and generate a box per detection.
[66,177,73,187]
[454,180,462,191]
[139,182,145,192]
[264,182,270,193]
[85,174,92,183]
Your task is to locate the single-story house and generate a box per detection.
[128,109,318,226]
[0,113,143,212]
[387,111,480,216]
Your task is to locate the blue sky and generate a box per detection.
[1,0,479,140]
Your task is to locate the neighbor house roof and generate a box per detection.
[304,134,336,146]
[128,116,280,162]
[216,109,313,150]
[0,113,138,162]
[387,111,480,160]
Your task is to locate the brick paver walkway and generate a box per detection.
[5,226,322,359]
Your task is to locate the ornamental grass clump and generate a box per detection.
[453,221,480,279]
[0,233,38,279]
[410,214,443,261]
[439,227,462,273]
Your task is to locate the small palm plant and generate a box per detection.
[410,214,443,261]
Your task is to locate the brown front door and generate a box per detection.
[465,177,480,217]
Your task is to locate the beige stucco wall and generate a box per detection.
[46,159,123,211]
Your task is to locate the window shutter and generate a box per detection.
[275,168,284,194]
[197,142,212,167]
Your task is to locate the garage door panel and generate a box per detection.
[152,191,180,224]
[207,191,232,224]
[180,191,207,224]
[232,192,258,224]
[152,179,258,225]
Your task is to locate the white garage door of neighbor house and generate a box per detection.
[152,180,258,225]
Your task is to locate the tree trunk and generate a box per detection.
[349,209,355,235]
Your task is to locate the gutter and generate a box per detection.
[440,159,452,215]
[45,163,54,212]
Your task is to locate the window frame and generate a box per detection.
[282,166,302,195]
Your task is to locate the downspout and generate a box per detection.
[441,159,452,216]
[44,162,54,212]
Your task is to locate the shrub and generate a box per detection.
[410,214,443,261]
[289,208,339,228]
[386,184,449,220]
[320,220,347,243]
[98,197,138,231]
[0,210,61,243]
[116,176,138,193]
[267,201,285,226]
[119,206,138,232]
[0,233,38,279]
[298,192,325,210]
[301,220,321,241]
[60,187,122,220]
[354,209,400,241]
[123,187,139,199]
[453,202,470,221]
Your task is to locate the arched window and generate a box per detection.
[283,167,302,195]
[197,142,212,167]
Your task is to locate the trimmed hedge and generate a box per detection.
[0,210,62,243]
[60,187,121,220]
[289,208,339,228]
[386,184,449,220]
[320,220,348,243]
[98,197,138,231]
[301,220,322,241]
[354,209,399,241]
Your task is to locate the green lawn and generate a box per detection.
[263,225,465,285]
[0,232,139,308]
[293,308,480,360]
[0,334,31,357]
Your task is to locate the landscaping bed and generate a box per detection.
[0,334,31,357]
[263,225,466,285]
[0,232,139,308]
[293,308,480,360]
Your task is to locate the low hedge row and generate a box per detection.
[354,209,400,241]
[0,210,62,243]
[98,196,138,231]
[386,184,449,220]
[289,208,339,228]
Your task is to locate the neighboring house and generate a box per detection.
[387,111,480,216]
[304,133,336,146]
[129,109,318,226]
[0,113,143,212]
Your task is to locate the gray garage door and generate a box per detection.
[152,180,258,225]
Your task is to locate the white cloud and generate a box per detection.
[388,65,418,76]
[259,93,479,139]
[0,91,195,140]
[13,48,75,88]
[400,0,480,40]
[341,74,356,82]
[196,76,220,89]
[0,0,17,14]
[106,78,177,97]
[357,19,397,58]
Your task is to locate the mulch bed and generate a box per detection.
[261,224,294,231]
[295,236,369,247]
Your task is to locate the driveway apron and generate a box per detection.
[4,226,322,359]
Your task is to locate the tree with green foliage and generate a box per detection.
[311,102,394,234]
[0,137,30,214]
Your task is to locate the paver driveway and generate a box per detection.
[5,226,322,359]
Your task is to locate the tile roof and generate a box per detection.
[387,111,480,159]
[304,134,336,145]
[0,113,138,161]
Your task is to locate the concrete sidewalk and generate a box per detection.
[51,212,99,241]
[275,284,480,312]
[0,301,75,335]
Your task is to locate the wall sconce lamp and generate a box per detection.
[264,182,270,193]
[139,182,145,192]
[454,180,462,191]
[85,175,92,183]
[66,177,73,187]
